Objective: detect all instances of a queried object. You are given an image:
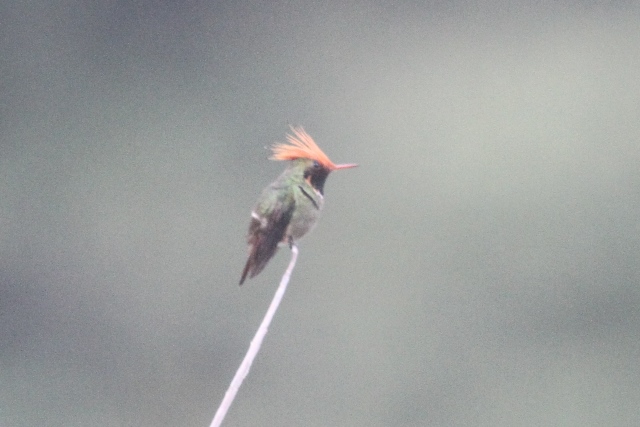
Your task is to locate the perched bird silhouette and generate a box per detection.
[239,127,357,285]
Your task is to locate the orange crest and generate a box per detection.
[270,126,337,169]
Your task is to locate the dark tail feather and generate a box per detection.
[239,238,281,285]
[239,257,252,285]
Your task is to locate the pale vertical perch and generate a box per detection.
[210,245,299,427]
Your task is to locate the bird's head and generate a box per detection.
[270,126,357,194]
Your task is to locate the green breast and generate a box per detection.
[287,183,324,240]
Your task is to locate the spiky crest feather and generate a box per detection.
[270,126,337,170]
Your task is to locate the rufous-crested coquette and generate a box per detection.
[239,127,357,285]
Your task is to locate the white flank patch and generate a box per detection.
[251,211,268,228]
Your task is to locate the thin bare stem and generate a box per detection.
[210,245,299,427]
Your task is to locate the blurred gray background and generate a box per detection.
[2,1,640,426]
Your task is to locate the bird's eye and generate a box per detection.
[313,160,321,168]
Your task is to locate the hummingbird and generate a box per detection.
[239,127,357,285]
